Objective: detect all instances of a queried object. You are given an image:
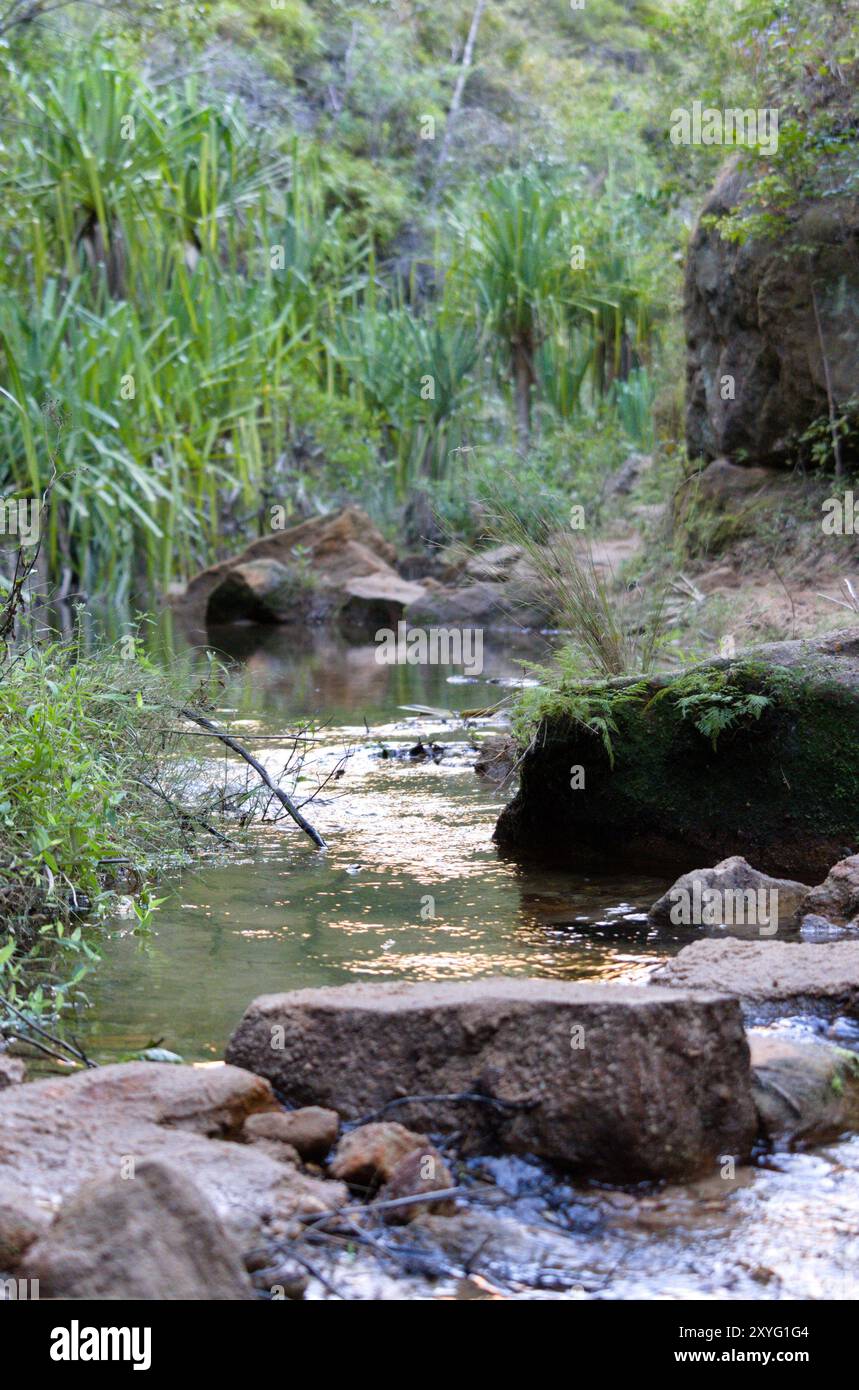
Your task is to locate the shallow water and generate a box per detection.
[73,619,859,1300]
[78,623,671,1061]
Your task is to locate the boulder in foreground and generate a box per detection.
[652,939,859,1020]
[226,978,756,1182]
[0,1062,345,1245]
[21,1158,253,1301]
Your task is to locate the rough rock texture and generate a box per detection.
[806,856,859,927]
[648,856,811,933]
[0,1062,346,1245]
[243,1106,339,1162]
[0,1182,50,1269]
[21,1159,254,1300]
[376,1147,456,1224]
[0,1054,25,1088]
[175,506,425,633]
[652,939,859,1020]
[685,158,859,466]
[495,626,859,881]
[749,1031,859,1147]
[330,1122,430,1190]
[226,979,756,1182]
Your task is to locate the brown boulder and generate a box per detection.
[22,1158,253,1300]
[0,1054,25,1088]
[330,1122,427,1190]
[226,979,756,1182]
[0,1183,50,1269]
[749,1031,859,1147]
[648,856,811,934]
[175,507,425,631]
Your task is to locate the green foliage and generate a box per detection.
[645,662,787,748]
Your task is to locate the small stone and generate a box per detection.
[243,1107,339,1161]
[330,1122,429,1191]
[376,1147,456,1224]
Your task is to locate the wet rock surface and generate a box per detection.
[226,978,756,1181]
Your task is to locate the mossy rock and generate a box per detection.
[495,627,859,881]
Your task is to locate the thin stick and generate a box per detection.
[179,709,327,849]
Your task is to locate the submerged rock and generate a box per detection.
[749,1031,859,1148]
[226,978,756,1182]
[21,1158,254,1301]
[0,1062,346,1246]
[652,939,859,1021]
[495,627,859,881]
[474,733,518,784]
[648,856,811,934]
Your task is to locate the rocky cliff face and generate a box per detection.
[685,158,859,466]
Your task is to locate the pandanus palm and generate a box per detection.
[463,174,571,453]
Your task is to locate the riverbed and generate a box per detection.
[72,619,859,1300]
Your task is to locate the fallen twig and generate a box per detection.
[354,1090,538,1126]
[178,708,327,849]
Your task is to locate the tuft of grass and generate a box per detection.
[485,499,670,678]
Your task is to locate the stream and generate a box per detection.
[74,620,859,1300]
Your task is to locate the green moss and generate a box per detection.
[501,650,859,876]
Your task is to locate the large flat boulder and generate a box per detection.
[225,979,756,1182]
[21,1158,254,1300]
[0,1063,346,1246]
[174,506,425,632]
[652,939,859,1020]
[495,627,859,881]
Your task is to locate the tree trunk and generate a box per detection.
[513,342,533,455]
